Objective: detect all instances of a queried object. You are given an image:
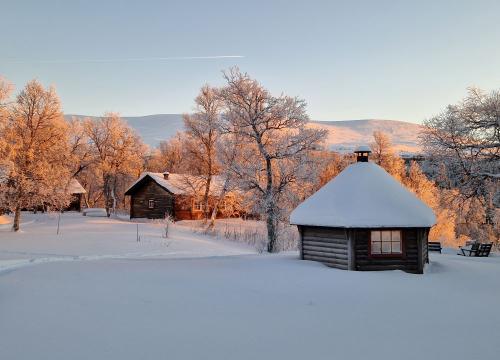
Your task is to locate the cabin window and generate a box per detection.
[193,201,204,211]
[370,230,402,255]
[148,200,155,209]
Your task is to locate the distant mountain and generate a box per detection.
[65,114,184,146]
[65,114,423,154]
[308,119,423,153]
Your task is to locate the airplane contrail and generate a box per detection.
[5,55,245,64]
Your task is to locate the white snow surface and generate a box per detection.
[0,213,499,359]
[0,212,255,273]
[290,162,436,228]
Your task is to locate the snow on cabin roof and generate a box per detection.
[290,162,436,228]
[354,145,371,153]
[67,178,86,194]
[124,172,224,196]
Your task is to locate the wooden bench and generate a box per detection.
[460,243,492,257]
[476,243,493,257]
[428,242,442,253]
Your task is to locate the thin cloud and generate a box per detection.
[4,55,245,64]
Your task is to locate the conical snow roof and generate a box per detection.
[290,162,436,228]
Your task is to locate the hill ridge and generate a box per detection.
[64,114,423,153]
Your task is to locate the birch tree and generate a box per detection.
[183,85,222,220]
[220,68,326,252]
[0,77,13,214]
[0,80,71,231]
[84,113,145,216]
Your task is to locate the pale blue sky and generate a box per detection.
[2,0,499,123]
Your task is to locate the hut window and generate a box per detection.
[370,230,402,255]
[148,200,155,209]
[193,201,204,211]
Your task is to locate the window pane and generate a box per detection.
[391,231,401,242]
[392,241,401,253]
[381,241,391,253]
[371,241,381,254]
[371,231,381,242]
[381,231,391,242]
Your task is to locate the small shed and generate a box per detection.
[65,178,87,212]
[290,147,435,274]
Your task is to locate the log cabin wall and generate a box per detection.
[298,226,430,273]
[130,178,174,219]
[299,226,349,270]
[353,228,426,274]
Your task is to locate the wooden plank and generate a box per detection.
[303,250,348,260]
[302,245,348,255]
[302,240,348,250]
[303,254,349,265]
[302,236,348,244]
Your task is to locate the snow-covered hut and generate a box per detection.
[124,172,232,221]
[290,146,435,274]
[66,178,87,212]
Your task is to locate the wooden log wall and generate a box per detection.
[300,226,349,270]
[130,178,174,219]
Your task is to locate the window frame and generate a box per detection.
[148,199,155,209]
[368,229,405,258]
[193,201,204,212]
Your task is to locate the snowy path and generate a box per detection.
[1,252,499,360]
[0,212,256,273]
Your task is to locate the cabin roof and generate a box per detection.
[290,162,436,228]
[124,172,224,196]
[67,178,86,194]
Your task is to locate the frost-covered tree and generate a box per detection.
[421,87,499,242]
[220,68,326,252]
[67,117,93,178]
[0,80,71,231]
[0,77,12,125]
[84,113,146,216]
[147,132,194,173]
[183,85,222,220]
[370,130,394,167]
[207,132,245,228]
[403,161,456,245]
[0,77,13,215]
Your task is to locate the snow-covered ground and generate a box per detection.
[0,212,256,272]
[1,213,499,360]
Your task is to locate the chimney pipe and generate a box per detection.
[354,145,371,162]
[163,171,170,179]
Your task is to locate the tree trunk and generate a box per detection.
[264,156,277,253]
[203,175,212,222]
[111,177,117,215]
[266,206,277,253]
[209,178,230,229]
[13,206,21,232]
[103,174,111,217]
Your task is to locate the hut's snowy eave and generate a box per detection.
[290,162,436,228]
[124,172,224,196]
[67,178,86,194]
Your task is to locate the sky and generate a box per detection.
[1,0,500,123]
